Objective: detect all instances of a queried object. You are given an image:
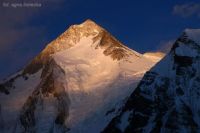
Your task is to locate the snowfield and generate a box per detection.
[53,36,155,133]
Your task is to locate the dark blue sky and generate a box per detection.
[0,0,200,79]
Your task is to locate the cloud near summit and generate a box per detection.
[173,3,200,18]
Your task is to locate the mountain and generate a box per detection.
[103,29,200,133]
[0,20,158,133]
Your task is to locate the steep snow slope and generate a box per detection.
[0,71,42,132]
[0,20,156,133]
[103,29,200,133]
[53,35,154,133]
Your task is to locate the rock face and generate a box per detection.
[103,29,200,133]
[19,59,70,133]
[0,20,157,133]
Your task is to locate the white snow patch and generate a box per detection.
[175,44,198,57]
[118,111,131,132]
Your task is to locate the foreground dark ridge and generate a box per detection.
[103,29,200,133]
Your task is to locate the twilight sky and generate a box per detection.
[0,0,200,80]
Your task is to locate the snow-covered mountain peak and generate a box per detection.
[184,28,200,44]
[173,29,200,58]
[78,19,101,28]
[66,19,103,39]
[22,20,102,75]
[81,19,97,24]
[0,19,160,133]
[151,29,200,76]
[65,19,142,60]
[23,19,141,75]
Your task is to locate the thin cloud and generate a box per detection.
[157,40,175,53]
[173,3,200,18]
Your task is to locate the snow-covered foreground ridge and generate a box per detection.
[0,20,159,133]
[103,29,200,133]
